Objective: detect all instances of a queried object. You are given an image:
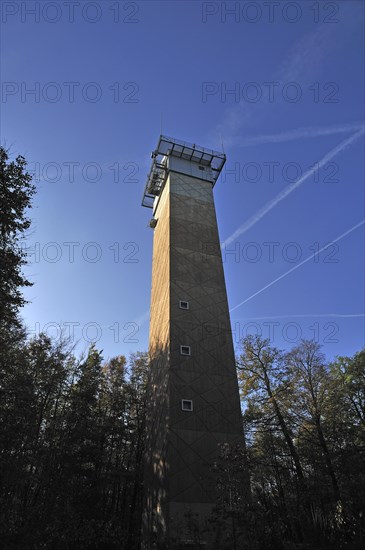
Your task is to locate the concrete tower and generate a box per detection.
[142,136,243,549]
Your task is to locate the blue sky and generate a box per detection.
[1,0,364,361]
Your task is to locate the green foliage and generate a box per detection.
[0,338,149,549]
[0,146,35,335]
[235,335,365,550]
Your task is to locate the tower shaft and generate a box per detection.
[143,137,243,548]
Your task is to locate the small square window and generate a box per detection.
[180,345,191,356]
[179,300,189,310]
[198,165,205,171]
[182,399,193,412]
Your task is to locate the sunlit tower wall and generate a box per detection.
[141,136,243,548]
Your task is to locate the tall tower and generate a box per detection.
[142,136,243,549]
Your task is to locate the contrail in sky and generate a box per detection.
[133,309,150,327]
[229,220,365,313]
[236,122,364,147]
[231,313,365,320]
[224,126,365,247]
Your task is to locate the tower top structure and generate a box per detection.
[141,135,226,208]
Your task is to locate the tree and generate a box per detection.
[286,340,341,502]
[238,336,306,491]
[237,337,365,549]
[329,351,365,533]
[0,146,35,337]
[331,350,365,430]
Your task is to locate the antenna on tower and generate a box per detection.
[220,133,225,154]
[160,113,163,136]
